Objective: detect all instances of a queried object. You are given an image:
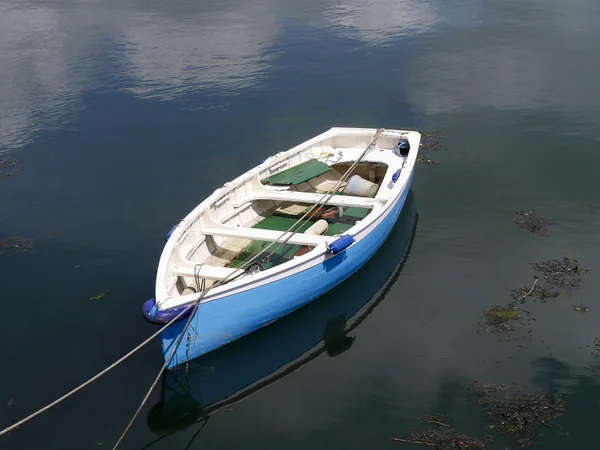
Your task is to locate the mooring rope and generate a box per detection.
[111,128,384,448]
[0,128,384,444]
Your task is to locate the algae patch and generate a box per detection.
[0,238,33,254]
[479,390,564,436]
[394,414,485,449]
[416,129,450,166]
[469,381,565,446]
[515,210,552,236]
[531,257,590,289]
[592,338,600,358]
[417,155,437,165]
[0,155,19,179]
[89,289,109,301]
[509,258,591,305]
[482,306,521,332]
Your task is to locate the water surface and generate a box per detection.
[1,0,600,449]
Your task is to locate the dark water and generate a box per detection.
[1,0,600,449]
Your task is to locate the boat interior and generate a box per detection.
[163,133,405,299]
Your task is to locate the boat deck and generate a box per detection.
[225,204,371,270]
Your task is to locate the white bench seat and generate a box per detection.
[200,226,329,247]
[172,264,243,281]
[233,174,383,209]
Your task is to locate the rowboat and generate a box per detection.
[147,192,418,437]
[142,127,420,369]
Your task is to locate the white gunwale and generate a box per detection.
[155,127,420,311]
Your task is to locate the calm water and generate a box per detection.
[2,0,600,449]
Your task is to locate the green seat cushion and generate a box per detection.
[261,159,331,186]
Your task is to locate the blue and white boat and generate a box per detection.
[142,127,420,369]
[146,191,418,438]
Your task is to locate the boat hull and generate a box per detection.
[147,191,418,435]
[161,170,414,369]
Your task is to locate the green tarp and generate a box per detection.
[226,205,372,269]
[261,159,331,186]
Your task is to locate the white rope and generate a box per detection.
[0,128,384,442]
[266,128,384,257]
[110,128,385,448]
[111,298,202,449]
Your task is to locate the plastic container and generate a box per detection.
[344,175,378,198]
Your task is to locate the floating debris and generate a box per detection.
[417,155,437,165]
[0,238,33,254]
[515,437,534,448]
[417,414,451,427]
[509,283,560,304]
[416,129,451,166]
[531,257,590,288]
[572,305,590,313]
[515,210,551,236]
[89,289,109,301]
[470,382,565,440]
[468,381,518,395]
[592,339,600,358]
[0,156,19,179]
[51,231,60,236]
[419,129,446,152]
[394,414,485,449]
[481,306,522,332]
[6,398,14,406]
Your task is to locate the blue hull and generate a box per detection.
[161,171,414,369]
[147,191,418,435]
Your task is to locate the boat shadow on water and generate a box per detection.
[143,189,420,447]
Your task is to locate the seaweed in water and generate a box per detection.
[0,238,33,254]
[481,306,522,332]
[394,414,485,449]
[515,210,551,236]
[469,382,565,439]
[509,258,591,305]
[419,129,447,152]
[467,381,519,395]
[509,283,560,304]
[572,305,590,313]
[416,129,451,166]
[89,289,109,301]
[0,156,19,179]
[531,257,590,288]
[417,155,437,165]
[592,338,600,358]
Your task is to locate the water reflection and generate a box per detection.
[0,0,482,151]
[409,0,600,119]
[325,0,440,43]
[397,355,600,450]
[0,0,283,150]
[0,1,84,150]
[122,0,281,100]
[325,0,480,44]
[143,190,419,447]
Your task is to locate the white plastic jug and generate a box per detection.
[344,175,378,198]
